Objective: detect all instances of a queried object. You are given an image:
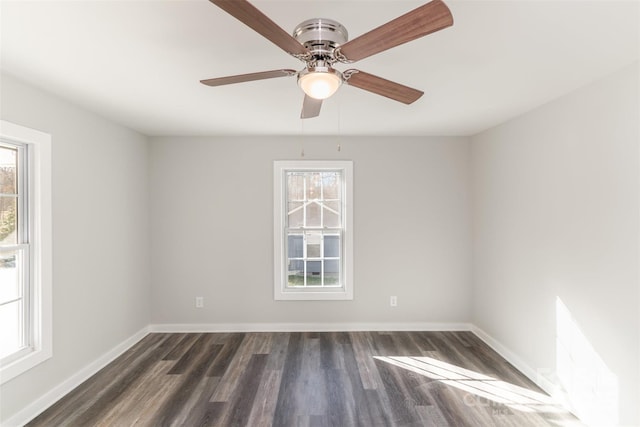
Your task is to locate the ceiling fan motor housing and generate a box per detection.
[293,18,348,61]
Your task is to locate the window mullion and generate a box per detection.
[302,232,307,287]
[22,244,31,350]
[320,232,325,286]
[18,144,29,245]
[0,243,29,252]
[0,297,23,307]
[320,174,324,229]
[302,175,307,228]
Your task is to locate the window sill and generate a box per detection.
[275,288,353,301]
[0,346,52,384]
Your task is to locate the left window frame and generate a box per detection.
[0,120,52,384]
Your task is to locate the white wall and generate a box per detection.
[471,63,639,425]
[0,73,151,423]
[149,136,472,327]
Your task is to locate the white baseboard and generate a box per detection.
[149,322,474,333]
[3,326,150,427]
[469,325,561,399]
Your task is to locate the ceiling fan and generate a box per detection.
[201,0,454,119]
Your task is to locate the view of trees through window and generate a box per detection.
[0,147,17,243]
[286,171,342,287]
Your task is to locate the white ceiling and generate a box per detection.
[1,0,638,137]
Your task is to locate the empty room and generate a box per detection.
[0,0,638,426]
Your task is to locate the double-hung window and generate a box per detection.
[274,160,353,300]
[0,121,52,384]
[0,141,29,362]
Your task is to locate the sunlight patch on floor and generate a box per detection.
[374,355,564,414]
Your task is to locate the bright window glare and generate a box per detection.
[0,147,16,166]
[0,301,22,358]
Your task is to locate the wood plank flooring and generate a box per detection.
[27,331,582,427]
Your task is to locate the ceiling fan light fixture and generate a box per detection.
[298,67,343,100]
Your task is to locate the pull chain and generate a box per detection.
[301,117,305,157]
[337,98,342,152]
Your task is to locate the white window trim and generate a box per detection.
[0,120,52,385]
[274,160,353,301]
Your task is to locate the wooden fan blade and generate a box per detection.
[345,70,423,104]
[209,0,309,57]
[301,95,322,119]
[200,69,296,87]
[336,0,453,62]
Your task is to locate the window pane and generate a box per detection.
[0,197,17,245]
[323,202,340,228]
[287,260,304,287]
[287,202,304,228]
[324,235,340,257]
[306,232,321,258]
[306,202,321,227]
[0,300,23,359]
[322,172,340,199]
[0,250,21,305]
[0,146,17,195]
[287,235,303,258]
[305,261,321,286]
[325,200,341,215]
[287,173,305,201]
[324,260,340,285]
[306,173,321,200]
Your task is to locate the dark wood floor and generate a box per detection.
[28,331,581,427]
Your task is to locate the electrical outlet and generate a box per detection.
[390,296,397,307]
[195,296,204,308]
